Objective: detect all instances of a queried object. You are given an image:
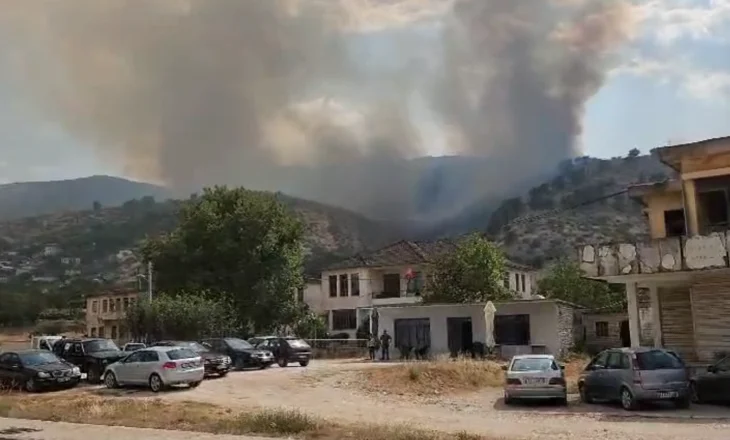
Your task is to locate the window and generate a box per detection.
[111,326,117,339]
[329,275,337,297]
[123,297,129,310]
[595,321,609,338]
[698,189,729,230]
[520,274,526,292]
[664,209,685,237]
[297,287,304,302]
[340,274,349,296]
[331,309,357,330]
[109,299,115,312]
[394,318,430,349]
[92,301,98,313]
[166,349,196,360]
[98,327,105,338]
[510,358,557,372]
[102,299,108,313]
[351,273,360,296]
[503,272,510,289]
[115,298,121,312]
[606,352,628,369]
[90,328,97,337]
[515,273,520,292]
[589,351,609,369]
[383,273,400,297]
[406,272,424,295]
[635,350,684,370]
[495,314,530,345]
[124,351,143,363]
[129,298,136,307]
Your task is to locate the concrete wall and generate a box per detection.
[582,312,626,352]
[377,301,565,359]
[644,191,684,239]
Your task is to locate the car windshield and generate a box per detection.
[287,339,310,348]
[635,350,684,370]
[83,339,119,353]
[177,342,208,352]
[226,338,253,350]
[510,358,556,372]
[19,351,61,366]
[167,348,198,360]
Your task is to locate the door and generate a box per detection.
[67,342,85,367]
[136,350,160,383]
[394,318,431,354]
[116,351,144,384]
[0,353,23,387]
[604,351,631,401]
[619,321,630,347]
[584,351,609,398]
[447,317,473,356]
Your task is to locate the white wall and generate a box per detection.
[504,268,539,299]
[377,301,562,358]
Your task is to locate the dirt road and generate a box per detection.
[0,418,269,440]
[78,360,730,440]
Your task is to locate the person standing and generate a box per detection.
[379,330,392,361]
[367,334,377,360]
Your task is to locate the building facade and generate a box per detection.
[85,290,140,342]
[310,240,539,338]
[578,135,730,363]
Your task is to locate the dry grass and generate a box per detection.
[361,356,590,397]
[0,394,495,440]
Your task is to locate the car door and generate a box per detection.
[136,350,160,383]
[604,351,629,401]
[67,342,85,367]
[115,351,144,384]
[584,351,610,398]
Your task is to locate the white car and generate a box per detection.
[103,346,204,392]
[502,354,567,405]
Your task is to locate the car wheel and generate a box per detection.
[24,378,37,393]
[674,396,691,409]
[148,373,164,393]
[620,387,637,411]
[277,358,288,368]
[189,381,201,389]
[503,393,513,405]
[558,396,568,406]
[578,383,593,404]
[87,365,101,384]
[104,371,118,389]
[690,381,702,404]
[299,360,310,367]
[218,371,228,377]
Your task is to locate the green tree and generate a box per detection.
[141,186,305,333]
[423,234,512,303]
[537,259,624,308]
[291,308,328,339]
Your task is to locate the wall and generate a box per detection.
[644,191,684,239]
[377,301,564,359]
[85,293,139,341]
[504,269,537,299]
[582,312,626,353]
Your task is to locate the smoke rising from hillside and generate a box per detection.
[0,0,637,220]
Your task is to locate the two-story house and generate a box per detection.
[313,240,538,338]
[578,135,730,363]
[85,289,140,341]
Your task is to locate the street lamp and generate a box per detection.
[136,261,153,302]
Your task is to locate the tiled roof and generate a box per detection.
[325,239,533,272]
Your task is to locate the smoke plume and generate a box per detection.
[0,0,637,220]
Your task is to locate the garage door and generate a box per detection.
[394,318,430,351]
[659,286,696,362]
[691,279,730,363]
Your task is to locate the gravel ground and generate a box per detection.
[28,360,730,439]
[0,418,270,440]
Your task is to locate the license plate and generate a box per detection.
[658,392,678,399]
[522,378,546,385]
[57,377,69,383]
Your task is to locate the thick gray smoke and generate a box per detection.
[0,0,637,221]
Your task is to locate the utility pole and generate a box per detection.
[147,260,153,302]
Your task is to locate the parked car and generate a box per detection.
[200,338,273,370]
[152,341,231,377]
[690,355,730,404]
[52,338,126,383]
[0,349,81,392]
[249,336,312,368]
[578,348,690,410]
[103,346,204,392]
[30,335,64,351]
[122,343,147,352]
[501,354,567,405]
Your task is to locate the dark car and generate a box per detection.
[0,350,82,392]
[52,338,126,383]
[152,340,231,377]
[200,338,274,370]
[578,348,690,410]
[250,336,312,368]
[690,356,730,404]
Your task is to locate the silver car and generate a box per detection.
[502,354,567,405]
[103,346,204,392]
[578,348,690,410]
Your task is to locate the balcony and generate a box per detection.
[578,231,730,279]
[371,291,423,306]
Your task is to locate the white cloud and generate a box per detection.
[639,0,730,44]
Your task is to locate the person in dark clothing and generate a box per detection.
[379,330,392,361]
[367,335,378,360]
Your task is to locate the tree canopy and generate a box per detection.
[423,234,512,303]
[537,259,624,308]
[141,186,305,333]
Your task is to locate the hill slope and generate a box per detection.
[0,175,171,220]
[484,155,673,266]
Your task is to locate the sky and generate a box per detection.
[0,0,729,184]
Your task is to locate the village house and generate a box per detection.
[85,289,140,341]
[578,135,730,364]
[313,240,539,338]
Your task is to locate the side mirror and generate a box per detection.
[501,365,508,371]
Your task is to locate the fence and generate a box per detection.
[305,338,368,359]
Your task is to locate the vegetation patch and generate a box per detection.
[0,395,497,440]
[361,356,590,397]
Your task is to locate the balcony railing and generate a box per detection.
[373,290,421,299]
[578,231,730,278]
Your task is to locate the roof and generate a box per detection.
[86,289,140,298]
[374,298,584,310]
[627,179,682,202]
[653,135,730,170]
[325,239,534,272]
